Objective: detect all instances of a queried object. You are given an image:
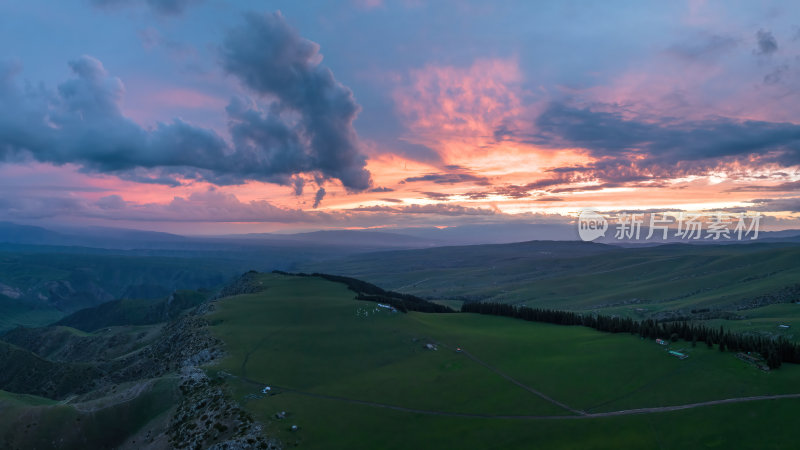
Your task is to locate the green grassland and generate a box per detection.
[301,242,800,337]
[208,273,800,449]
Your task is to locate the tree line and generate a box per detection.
[461,302,799,369]
[272,270,454,313]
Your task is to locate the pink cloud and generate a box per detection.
[394,58,523,143]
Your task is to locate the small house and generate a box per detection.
[669,350,688,360]
[377,303,398,312]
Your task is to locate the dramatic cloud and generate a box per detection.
[0,12,374,191]
[7,3,800,232]
[535,103,800,177]
[0,56,229,185]
[221,11,372,191]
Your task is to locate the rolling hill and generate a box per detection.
[204,272,800,449]
[300,241,800,338]
[3,269,800,448]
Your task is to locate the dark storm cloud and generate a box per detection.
[535,102,800,168]
[220,11,371,191]
[0,56,231,184]
[0,11,374,190]
[755,29,778,55]
[89,0,202,16]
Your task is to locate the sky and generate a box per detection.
[1,0,800,234]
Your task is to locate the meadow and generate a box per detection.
[208,273,800,449]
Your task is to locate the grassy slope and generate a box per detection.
[54,290,207,332]
[0,294,63,330]
[304,243,800,308]
[210,274,563,417]
[208,273,800,449]
[1,324,162,363]
[302,243,800,338]
[0,377,179,449]
[0,341,105,399]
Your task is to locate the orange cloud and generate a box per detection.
[393,58,523,152]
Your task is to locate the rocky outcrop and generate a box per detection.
[167,367,278,449]
[215,271,267,299]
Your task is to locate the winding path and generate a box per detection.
[241,376,800,420]
[239,343,800,420]
[446,346,585,415]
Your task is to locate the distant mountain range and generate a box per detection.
[2,221,800,250]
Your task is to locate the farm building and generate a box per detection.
[669,350,688,360]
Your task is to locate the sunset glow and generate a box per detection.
[2,1,799,233]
